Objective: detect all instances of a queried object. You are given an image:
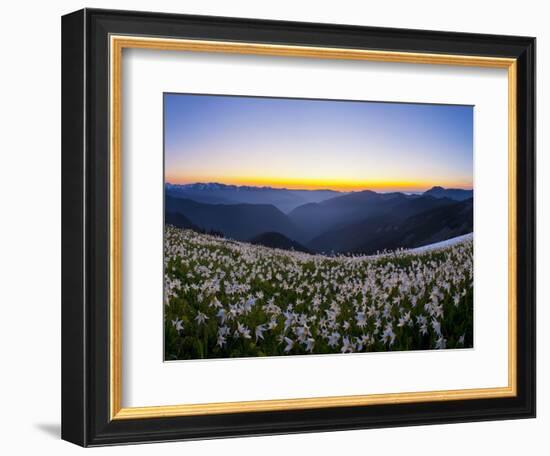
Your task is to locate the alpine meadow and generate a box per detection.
[163,93,474,360]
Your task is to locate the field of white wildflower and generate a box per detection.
[164,225,473,360]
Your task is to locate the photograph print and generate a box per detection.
[163,93,474,361]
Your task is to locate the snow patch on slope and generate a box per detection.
[408,233,473,254]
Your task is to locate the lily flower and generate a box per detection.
[284,337,294,353]
[194,311,209,325]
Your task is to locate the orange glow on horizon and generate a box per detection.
[165,174,473,193]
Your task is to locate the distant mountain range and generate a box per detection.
[165,183,473,255]
[424,186,473,201]
[166,182,341,213]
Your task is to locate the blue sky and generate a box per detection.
[164,93,473,192]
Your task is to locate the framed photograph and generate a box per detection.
[61,8,535,446]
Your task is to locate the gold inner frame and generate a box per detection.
[109,35,518,420]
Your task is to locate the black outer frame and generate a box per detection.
[61,8,536,447]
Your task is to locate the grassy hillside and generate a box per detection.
[164,226,473,360]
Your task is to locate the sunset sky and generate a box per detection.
[164,93,473,193]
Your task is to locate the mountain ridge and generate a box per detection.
[164,184,473,254]
[249,232,311,253]
[166,182,342,213]
[167,182,343,192]
[424,186,473,201]
[165,195,303,242]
